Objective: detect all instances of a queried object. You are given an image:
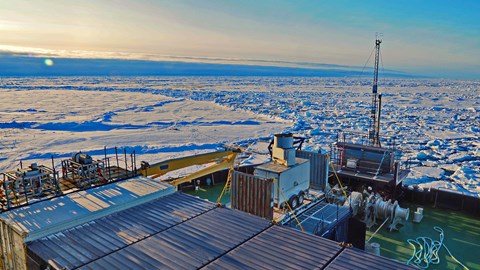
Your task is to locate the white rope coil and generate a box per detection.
[407,226,469,269]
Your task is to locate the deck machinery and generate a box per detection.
[330,132,409,191]
[0,163,59,209]
[330,36,409,195]
[0,148,136,212]
[61,152,108,189]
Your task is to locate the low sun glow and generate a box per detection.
[44,58,54,66]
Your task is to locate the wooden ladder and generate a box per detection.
[216,164,235,205]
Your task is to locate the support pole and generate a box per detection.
[133,150,137,175]
[115,147,119,168]
[3,181,11,209]
[108,158,111,180]
[124,148,128,178]
[369,35,382,147]
[52,156,61,195]
[130,153,134,177]
[376,93,382,147]
[22,175,29,205]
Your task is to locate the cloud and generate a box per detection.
[0,52,414,77]
[0,45,396,73]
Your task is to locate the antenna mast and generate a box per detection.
[369,34,382,147]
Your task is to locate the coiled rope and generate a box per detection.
[407,226,469,269]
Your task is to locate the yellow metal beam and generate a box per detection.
[168,153,237,186]
[138,150,238,186]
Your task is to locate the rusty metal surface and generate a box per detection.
[231,171,273,220]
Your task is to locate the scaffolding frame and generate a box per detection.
[1,164,59,209]
[1,147,137,212]
[61,158,108,189]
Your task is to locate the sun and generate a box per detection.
[44,58,54,66]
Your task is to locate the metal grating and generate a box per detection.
[285,202,351,239]
[203,225,343,270]
[27,192,214,270]
[325,248,418,270]
[79,207,272,270]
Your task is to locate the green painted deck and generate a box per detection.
[186,185,480,269]
[366,202,480,270]
[184,183,230,205]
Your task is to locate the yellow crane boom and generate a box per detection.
[138,150,239,186]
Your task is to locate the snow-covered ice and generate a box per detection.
[0,77,478,195]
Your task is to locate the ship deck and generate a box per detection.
[187,184,480,270]
[365,201,480,269]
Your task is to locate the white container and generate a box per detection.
[254,158,310,208]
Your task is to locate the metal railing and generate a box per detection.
[336,131,398,150]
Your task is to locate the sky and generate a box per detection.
[1,0,479,79]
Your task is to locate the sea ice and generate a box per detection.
[0,76,478,195]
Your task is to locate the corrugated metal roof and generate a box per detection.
[26,190,416,270]
[79,207,271,270]
[325,248,418,270]
[0,176,175,241]
[203,225,343,270]
[27,192,214,270]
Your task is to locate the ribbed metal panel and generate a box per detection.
[27,192,214,270]
[79,207,271,270]
[296,150,329,190]
[203,225,343,269]
[325,248,417,270]
[231,171,273,220]
[0,176,176,242]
